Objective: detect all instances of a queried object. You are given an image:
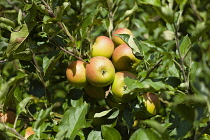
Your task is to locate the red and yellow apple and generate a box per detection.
[84,83,106,99]
[142,92,161,115]
[0,111,16,124]
[66,60,87,87]
[112,28,134,45]
[86,56,115,87]
[112,43,140,71]
[91,36,114,58]
[25,127,35,139]
[111,71,137,102]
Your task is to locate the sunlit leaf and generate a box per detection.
[101,125,122,140]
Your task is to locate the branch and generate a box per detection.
[141,58,162,81]
[51,41,86,62]
[41,0,75,43]
[173,23,187,84]
[5,125,26,140]
[190,0,202,22]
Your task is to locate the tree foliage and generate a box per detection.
[0,0,210,139]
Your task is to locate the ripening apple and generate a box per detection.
[111,71,137,103]
[112,43,140,71]
[66,60,87,87]
[84,83,106,99]
[112,28,134,45]
[142,92,161,115]
[91,36,114,58]
[25,127,35,139]
[0,111,16,124]
[86,56,115,87]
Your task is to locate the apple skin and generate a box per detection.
[91,36,114,58]
[142,92,161,115]
[86,56,115,87]
[112,28,134,45]
[0,111,16,124]
[66,60,87,87]
[25,127,35,139]
[112,43,140,71]
[111,71,137,103]
[84,83,106,99]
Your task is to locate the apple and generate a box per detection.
[112,43,140,71]
[86,56,115,87]
[25,127,35,139]
[111,71,137,102]
[112,28,134,45]
[84,83,106,99]
[0,111,16,124]
[91,36,114,58]
[66,60,87,87]
[142,92,161,115]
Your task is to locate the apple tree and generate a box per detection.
[0,0,210,139]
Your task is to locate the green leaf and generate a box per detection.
[16,97,33,114]
[129,128,160,140]
[143,119,170,139]
[34,106,53,130]
[94,108,119,119]
[0,17,15,30]
[42,53,62,77]
[179,35,191,58]
[55,102,89,140]
[190,21,210,42]
[101,125,122,140]
[153,5,174,24]
[138,0,161,6]
[87,130,103,140]
[122,109,134,131]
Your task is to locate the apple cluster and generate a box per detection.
[66,28,160,115]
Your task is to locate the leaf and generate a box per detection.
[101,125,122,140]
[115,34,143,59]
[153,5,174,24]
[94,108,119,119]
[42,53,62,77]
[55,102,89,140]
[179,35,191,58]
[143,119,170,139]
[190,21,210,42]
[34,106,53,130]
[0,17,15,31]
[122,109,134,131]
[16,97,34,114]
[129,128,160,140]
[138,0,161,6]
[87,130,103,140]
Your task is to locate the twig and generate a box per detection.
[31,50,51,102]
[41,0,75,43]
[5,0,26,16]
[141,58,162,81]
[5,125,26,140]
[52,41,86,62]
[190,0,202,22]
[173,23,187,84]
[195,121,210,140]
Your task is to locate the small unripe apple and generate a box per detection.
[112,28,134,45]
[25,127,35,139]
[112,43,140,71]
[111,71,137,102]
[84,83,106,99]
[66,60,87,87]
[142,92,161,115]
[86,56,115,87]
[91,36,114,58]
[0,111,16,124]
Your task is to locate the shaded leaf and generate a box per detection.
[153,5,174,24]
[101,125,122,140]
